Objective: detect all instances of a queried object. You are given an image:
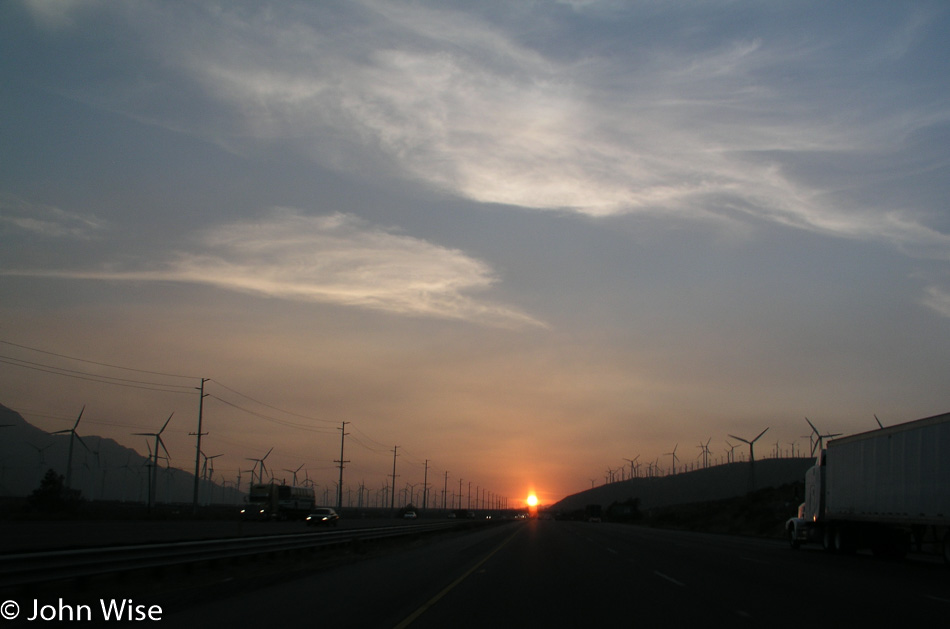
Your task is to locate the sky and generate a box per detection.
[2,0,949,508]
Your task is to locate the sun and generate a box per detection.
[526,494,539,507]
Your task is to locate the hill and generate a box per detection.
[0,403,244,508]
[551,457,813,514]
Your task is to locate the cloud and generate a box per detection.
[2,208,546,328]
[0,194,106,239]
[30,1,950,259]
[21,0,95,29]
[922,285,950,319]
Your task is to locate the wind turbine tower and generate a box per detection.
[133,413,174,510]
[53,406,90,491]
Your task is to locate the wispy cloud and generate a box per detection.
[3,208,546,328]
[922,285,950,319]
[36,1,950,259]
[0,194,106,239]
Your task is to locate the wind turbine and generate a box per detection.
[134,413,173,509]
[804,417,841,456]
[874,414,885,429]
[665,444,679,475]
[624,455,640,479]
[247,447,273,485]
[53,406,91,490]
[696,438,712,469]
[28,442,52,469]
[728,427,769,464]
[200,453,222,482]
[119,453,139,501]
[285,463,304,486]
[724,440,739,464]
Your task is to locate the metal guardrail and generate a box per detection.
[0,521,466,588]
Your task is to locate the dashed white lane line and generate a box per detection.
[653,571,686,587]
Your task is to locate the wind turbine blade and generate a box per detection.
[74,405,85,429]
[874,414,884,429]
[752,427,770,443]
[157,436,170,460]
[159,412,173,434]
[804,417,819,435]
[75,433,92,452]
[728,434,750,444]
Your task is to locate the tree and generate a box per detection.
[28,469,82,513]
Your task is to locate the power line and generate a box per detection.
[207,395,337,433]
[0,339,197,379]
[209,379,338,425]
[0,356,196,394]
[348,434,391,455]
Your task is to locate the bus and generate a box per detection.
[241,482,315,520]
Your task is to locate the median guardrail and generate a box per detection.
[0,521,469,588]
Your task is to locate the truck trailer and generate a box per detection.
[240,482,315,520]
[786,411,950,563]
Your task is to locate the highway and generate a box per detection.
[160,519,950,627]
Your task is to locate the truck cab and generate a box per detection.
[786,450,825,548]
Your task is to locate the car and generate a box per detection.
[306,507,340,526]
[402,510,418,519]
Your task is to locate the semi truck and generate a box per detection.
[786,411,950,563]
[240,482,315,520]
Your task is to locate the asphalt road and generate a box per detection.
[155,520,949,627]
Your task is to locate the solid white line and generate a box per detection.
[653,570,685,587]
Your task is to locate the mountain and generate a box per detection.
[0,403,244,505]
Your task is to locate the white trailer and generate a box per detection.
[787,411,950,563]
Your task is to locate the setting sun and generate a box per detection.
[526,494,538,507]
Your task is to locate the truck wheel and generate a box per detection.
[823,527,836,553]
[788,528,801,550]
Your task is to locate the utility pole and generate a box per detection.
[457,477,463,510]
[443,471,449,510]
[191,377,209,515]
[335,421,350,510]
[390,445,399,512]
[422,459,429,510]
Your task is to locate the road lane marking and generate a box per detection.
[653,571,685,587]
[393,526,523,628]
